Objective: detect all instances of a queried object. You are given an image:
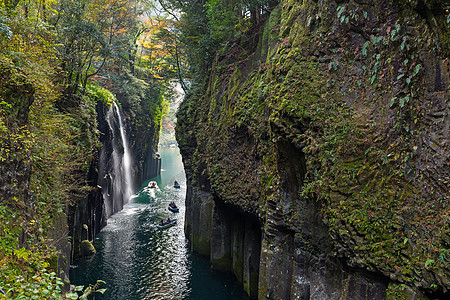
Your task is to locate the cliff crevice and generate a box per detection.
[177,0,449,298]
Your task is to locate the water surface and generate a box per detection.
[70,147,247,300]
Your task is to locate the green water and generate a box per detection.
[70,147,248,299]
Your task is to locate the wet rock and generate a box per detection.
[80,240,96,257]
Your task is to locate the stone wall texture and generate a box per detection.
[177,0,449,299]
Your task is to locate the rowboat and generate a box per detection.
[157,219,177,229]
[168,206,179,213]
[168,201,179,213]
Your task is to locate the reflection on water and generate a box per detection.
[70,147,248,300]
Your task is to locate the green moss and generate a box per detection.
[249,272,259,298]
[178,0,450,294]
[211,254,232,272]
[46,254,59,273]
[85,84,116,107]
[243,278,249,295]
[192,233,211,256]
[80,240,96,257]
[385,283,429,300]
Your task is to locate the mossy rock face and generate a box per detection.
[177,0,450,298]
[80,240,96,257]
[247,272,259,299]
[198,237,211,256]
[211,254,232,272]
[385,283,430,300]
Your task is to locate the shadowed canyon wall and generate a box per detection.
[69,102,161,259]
[177,0,449,299]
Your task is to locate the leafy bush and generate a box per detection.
[85,84,116,107]
[0,206,64,299]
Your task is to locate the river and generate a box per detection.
[70,147,248,299]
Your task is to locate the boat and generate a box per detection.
[173,180,180,189]
[168,205,179,213]
[168,202,179,213]
[148,181,157,188]
[157,219,177,229]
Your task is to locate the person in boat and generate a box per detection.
[167,217,171,223]
[160,219,164,226]
[169,201,176,208]
[152,182,156,188]
[174,180,179,186]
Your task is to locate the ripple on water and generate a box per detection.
[70,148,247,300]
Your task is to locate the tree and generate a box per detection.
[154,0,279,91]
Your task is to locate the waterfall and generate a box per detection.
[113,103,133,202]
[99,103,134,218]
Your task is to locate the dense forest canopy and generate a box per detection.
[154,0,279,84]
[0,0,187,297]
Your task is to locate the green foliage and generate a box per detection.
[0,2,102,298]
[176,0,216,79]
[1,268,64,299]
[53,0,111,92]
[177,0,449,294]
[65,280,107,300]
[0,11,12,38]
[0,206,64,299]
[0,205,21,256]
[205,0,245,42]
[385,283,407,299]
[0,0,175,298]
[161,0,277,87]
[85,84,115,106]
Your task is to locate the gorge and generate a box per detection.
[0,0,449,299]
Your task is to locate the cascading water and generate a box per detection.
[113,103,133,201]
[98,103,134,218]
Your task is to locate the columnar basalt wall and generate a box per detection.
[177,0,449,299]
[69,103,114,259]
[184,178,262,298]
[184,184,215,256]
[142,151,161,182]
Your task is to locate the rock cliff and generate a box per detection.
[176,0,449,299]
[69,101,162,259]
[0,62,72,283]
